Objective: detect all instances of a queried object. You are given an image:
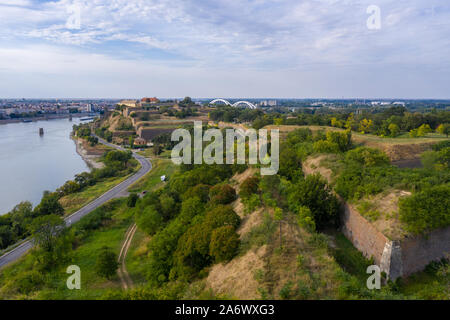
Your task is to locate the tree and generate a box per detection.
[274,207,284,247]
[34,192,64,216]
[204,205,241,230]
[29,214,65,252]
[297,206,315,232]
[326,130,352,152]
[183,184,211,203]
[129,136,134,149]
[417,124,432,137]
[287,174,340,230]
[95,246,118,279]
[388,123,400,137]
[127,193,139,208]
[399,185,450,235]
[437,123,450,137]
[239,176,260,199]
[209,226,240,262]
[209,184,236,205]
[136,206,163,235]
[359,118,373,134]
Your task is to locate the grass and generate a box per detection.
[125,228,151,285]
[0,200,133,299]
[59,174,131,214]
[128,158,177,193]
[265,124,449,145]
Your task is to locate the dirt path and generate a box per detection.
[117,223,137,290]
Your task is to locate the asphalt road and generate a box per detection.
[0,136,152,269]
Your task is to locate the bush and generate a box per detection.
[209,184,237,205]
[313,140,340,153]
[204,205,241,230]
[239,176,260,199]
[345,147,390,167]
[287,174,340,230]
[95,246,118,279]
[127,193,139,208]
[136,206,163,235]
[399,185,450,234]
[183,184,211,203]
[209,226,240,262]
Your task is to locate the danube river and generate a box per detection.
[0,118,90,214]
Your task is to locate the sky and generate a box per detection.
[0,0,449,99]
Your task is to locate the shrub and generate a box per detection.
[345,147,390,167]
[287,174,340,230]
[136,206,163,235]
[297,206,316,232]
[313,140,340,153]
[127,193,139,208]
[209,226,240,262]
[326,130,352,152]
[204,205,241,230]
[183,184,211,203]
[399,185,450,234]
[239,176,260,199]
[95,246,118,279]
[209,184,237,205]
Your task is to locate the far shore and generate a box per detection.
[0,113,99,125]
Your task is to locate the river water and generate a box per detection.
[0,118,90,215]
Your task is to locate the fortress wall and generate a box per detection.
[341,203,388,265]
[401,227,450,276]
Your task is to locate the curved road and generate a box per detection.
[0,136,152,268]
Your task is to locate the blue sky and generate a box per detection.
[0,0,449,98]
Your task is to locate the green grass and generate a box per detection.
[125,228,150,285]
[128,158,177,193]
[0,200,134,300]
[59,175,131,214]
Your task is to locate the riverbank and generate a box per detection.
[0,113,99,125]
[73,136,105,169]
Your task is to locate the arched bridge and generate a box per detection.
[209,99,257,109]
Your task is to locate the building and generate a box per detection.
[119,100,138,107]
[141,97,160,104]
[134,137,147,146]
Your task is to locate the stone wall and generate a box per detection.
[341,202,388,265]
[400,228,450,276]
[341,202,450,280]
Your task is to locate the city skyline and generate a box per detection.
[0,0,449,99]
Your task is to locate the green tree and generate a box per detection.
[29,214,65,252]
[239,176,260,199]
[297,206,315,232]
[287,174,340,230]
[136,206,163,235]
[388,123,400,137]
[209,184,236,205]
[127,193,139,208]
[417,124,432,137]
[437,123,450,137]
[399,185,450,235]
[34,192,64,216]
[209,226,240,262]
[95,246,118,279]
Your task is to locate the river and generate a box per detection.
[0,118,91,214]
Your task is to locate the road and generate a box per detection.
[0,136,152,269]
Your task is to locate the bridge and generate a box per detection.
[209,99,257,109]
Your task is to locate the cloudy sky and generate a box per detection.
[0,0,449,98]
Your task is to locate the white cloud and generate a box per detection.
[0,0,449,97]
